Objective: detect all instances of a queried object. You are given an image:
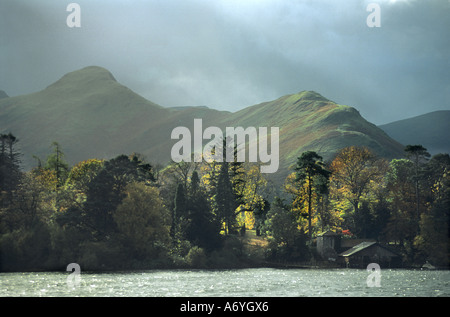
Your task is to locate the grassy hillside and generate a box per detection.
[379,111,450,155]
[0,66,170,167]
[0,66,405,184]
[213,90,404,183]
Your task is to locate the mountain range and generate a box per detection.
[378,111,450,156]
[0,66,444,184]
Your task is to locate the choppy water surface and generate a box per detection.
[1,268,449,297]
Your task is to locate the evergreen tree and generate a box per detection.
[385,159,417,245]
[404,145,430,224]
[229,145,246,211]
[172,182,187,238]
[0,133,22,201]
[189,169,201,195]
[215,162,236,234]
[294,151,331,240]
[253,198,270,236]
[186,171,221,251]
[415,153,450,267]
[45,141,69,189]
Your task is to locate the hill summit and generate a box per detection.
[209,89,403,183]
[50,65,116,83]
[0,90,8,99]
[0,66,168,167]
[0,66,405,183]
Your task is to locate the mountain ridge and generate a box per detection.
[0,66,170,167]
[0,66,407,183]
[379,110,450,155]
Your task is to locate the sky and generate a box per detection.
[1,0,449,125]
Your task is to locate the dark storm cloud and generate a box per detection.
[1,0,449,124]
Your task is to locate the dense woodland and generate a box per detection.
[0,133,449,271]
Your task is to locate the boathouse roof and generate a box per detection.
[339,241,399,257]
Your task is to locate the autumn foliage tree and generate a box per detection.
[2,132,449,270]
[330,146,387,213]
[329,146,388,236]
[114,182,171,261]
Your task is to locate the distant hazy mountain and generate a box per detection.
[0,90,8,99]
[379,111,450,155]
[0,66,404,183]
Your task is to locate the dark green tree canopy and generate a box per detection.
[215,162,237,234]
[0,133,22,196]
[295,151,331,182]
[83,154,156,239]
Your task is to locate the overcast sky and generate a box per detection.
[1,0,449,125]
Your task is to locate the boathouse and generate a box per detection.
[338,241,401,268]
[316,231,341,261]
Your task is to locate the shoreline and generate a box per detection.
[2,262,446,274]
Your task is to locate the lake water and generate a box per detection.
[1,268,449,297]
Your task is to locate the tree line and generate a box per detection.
[0,133,449,271]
